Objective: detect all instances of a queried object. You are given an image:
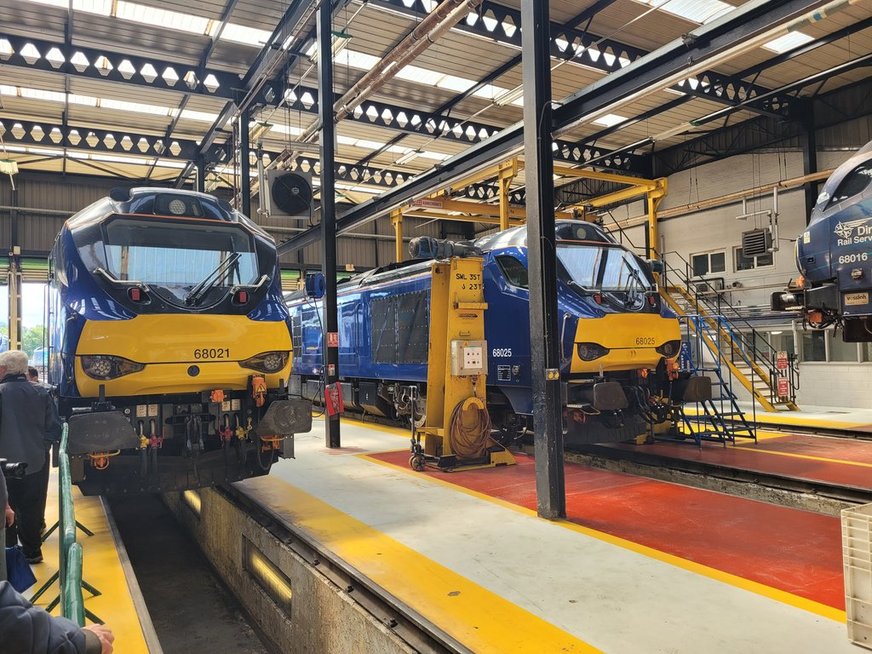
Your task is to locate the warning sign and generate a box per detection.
[327,332,339,348]
[776,351,789,371]
[777,376,790,399]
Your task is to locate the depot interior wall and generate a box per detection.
[643,134,871,410]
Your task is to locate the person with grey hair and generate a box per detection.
[0,350,62,564]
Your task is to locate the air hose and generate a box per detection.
[447,398,492,460]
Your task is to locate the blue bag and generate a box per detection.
[5,546,37,593]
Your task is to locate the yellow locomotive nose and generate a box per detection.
[74,314,293,398]
[571,313,681,373]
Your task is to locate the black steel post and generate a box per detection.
[240,109,252,217]
[318,0,341,448]
[521,0,565,520]
[801,108,818,224]
[195,155,206,193]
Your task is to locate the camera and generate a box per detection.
[0,459,27,480]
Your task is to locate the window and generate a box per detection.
[829,161,872,206]
[828,330,859,362]
[691,251,725,277]
[495,255,528,288]
[734,247,773,271]
[801,330,826,362]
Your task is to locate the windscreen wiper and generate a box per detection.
[185,253,242,306]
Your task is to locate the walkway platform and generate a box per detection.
[693,403,872,434]
[594,429,872,493]
[26,470,158,653]
[236,417,856,653]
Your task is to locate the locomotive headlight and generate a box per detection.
[240,351,289,373]
[656,340,682,357]
[576,342,609,361]
[81,355,145,380]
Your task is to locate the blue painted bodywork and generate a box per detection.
[48,189,290,400]
[288,221,677,416]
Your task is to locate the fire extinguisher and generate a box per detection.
[325,382,345,416]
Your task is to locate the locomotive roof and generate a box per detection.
[285,219,620,303]
[810,139,872,225]
[64,187,268,239]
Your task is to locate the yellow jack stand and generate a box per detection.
[409,256,515,472]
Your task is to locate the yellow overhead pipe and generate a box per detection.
[391,209,404,262]
[497,159,518,231]
[402,211,524,227]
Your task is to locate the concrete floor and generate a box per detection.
[236,417,859,653]
[109,494,270,654]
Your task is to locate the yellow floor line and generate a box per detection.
[245,476,598,653]
[359,453,845,624]
[28,475,150,653]
[731,442,872,469]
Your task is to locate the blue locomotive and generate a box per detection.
[287,220,683,445]
[48,187,310,495]
[772,140,872,340]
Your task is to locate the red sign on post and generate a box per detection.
[327,332,339,348]
[776,350,789,371]
[777,376,790,399]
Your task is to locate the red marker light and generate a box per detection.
[234,290,249,304]
[128,287,141,302]
[647,295,656,306]
[593,293,603,304]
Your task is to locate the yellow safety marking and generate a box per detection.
[750,411,867,431]
[246,477,598,653]
[359,453,845,623]
[28,473,150,653]
[732,436,872,469]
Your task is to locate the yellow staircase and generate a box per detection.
[661,283,799,413]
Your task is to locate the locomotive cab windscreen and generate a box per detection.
[96,217,260,308]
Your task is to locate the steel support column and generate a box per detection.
[522,0,565,520]
[318,0,341,448]
[802,109,818,223]
[240,109,251,217]
[195,156,206,193]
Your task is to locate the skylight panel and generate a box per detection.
[178,109,220,122]
[763,31,815,54]
[593,113,628,128]
[268,124,304,137]
[24,0,111,15]
[658,0,734,24]
[0,85,17,96]
[116,2,209,35]
[101,97,171,115]
[334,50,380,70]
[435,75,474,94]
[218,23,272,47]
[19,88,67,103]
[396,65,445,86]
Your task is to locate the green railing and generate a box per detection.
[31,423,100,625]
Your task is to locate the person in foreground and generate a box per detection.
[1,466,114,653]
[0,581,114,653]
[0,350,62,564]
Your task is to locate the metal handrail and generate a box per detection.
[658,249,797,404]
[58,423,85,626]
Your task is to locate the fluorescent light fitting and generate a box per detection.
[592,113,627,128]
[493,85,524,107]
[395,150,421,165]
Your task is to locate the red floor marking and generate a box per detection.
[607,435,872,491]
[371,450,845,610]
